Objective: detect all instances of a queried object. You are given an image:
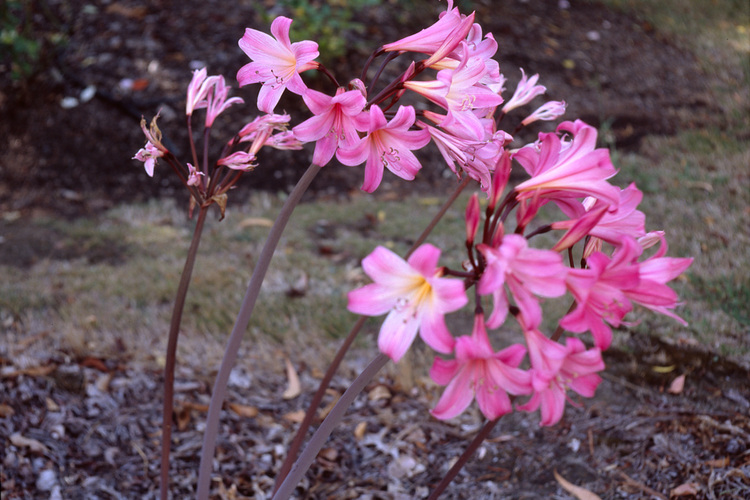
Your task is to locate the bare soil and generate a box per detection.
[1,1,748,499]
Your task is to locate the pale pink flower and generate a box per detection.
[204,75,244,127]
[237,17,319,113]
[265,130,303,151]
[521,100,567,126]
[513,120,621,208]
[217,151,256,171]
[186,68,215,116]
[502,69,546,113]
[186,163,205,187]
[431,314,532,420]
[133,141,163,177]
[518,328,604,426]
[293,87,367,167]
[347,244,468,362]
[624,234,693,323]
[477,234,567,329]
[337,105,430,193]
[237,113,294,156]
[561,237,642,349]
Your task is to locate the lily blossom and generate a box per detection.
[133,141,163,177]
[521,100,567,126]
[186,163,205,187]
[431,313,532,420]
[518,328,604,426]
[293,87,367,167]
[502,69,546,113]
[237,17,319,113]
[513,120,621,208]
[478,234,567,329]
[561,237,642,349]
[217,151,256,171]
[337,105,430,193]
[624,234,693,323]
[204,75,244,127]
[347,244,468,362]
[382,0,465,55]
[186,68,216,116]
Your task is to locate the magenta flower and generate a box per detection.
[431,314,531,420]
[513,120,621,208]
[237,17,319,113]
[347,244,468,362]
[518,328,604,426]
[561,237,642,349]
[382,0,465,56]
[292,87,367,167]
[502,69,546,113]
[477,234,567,329]
[337,105,430,193]
[624,234,693,323]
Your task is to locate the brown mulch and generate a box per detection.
[2,333,749,499]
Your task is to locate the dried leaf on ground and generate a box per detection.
[10,433,49,454]
[554,469,601,500]
[282,357,301,400]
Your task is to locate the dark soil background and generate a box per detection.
[1,1,748,499]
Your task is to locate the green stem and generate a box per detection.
[160,205,210,500]
[427,417,501,500]
[196,163,322,500]
[271,175,471,493]
[272,353,390,500]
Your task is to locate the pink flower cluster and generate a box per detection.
[135,0,693,427]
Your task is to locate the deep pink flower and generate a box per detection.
[518,328,604,426]
[337,105,430,193]
[347,244,468,362]
[624,234,693,323]
[561,237,642,349]
[513,120,621,208]
[293,87,367,167]
[431,313,531,420]
[382,0,465,55]
[237,17,319,113]
[477,234,567,329]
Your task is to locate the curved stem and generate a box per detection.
[196,163,321,500]
[272,175,472,493]
[427,417,501,500]
[160,205,210,500]
[272,353,390,500]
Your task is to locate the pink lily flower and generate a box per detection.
[217,151,256,171]
[513,120,621,208]
[133,141,163,177]
[292,87,367,167]
[477,234,567,329]
[337,105,430,193]
[404,45,504,139]
[347,244,468,362]
[186,163,205,187]
[237,17,319,113]
[518,328,604,426]
[624,234,693,323]
[501,69,546,113]
[561,237,642,349]
[521,100,567,126]
[382,0,465,55]
[185,67,217,116]
[552,183,646,251]
[237,113,294,156]
[204,75,244,127]
[431,313,532,420]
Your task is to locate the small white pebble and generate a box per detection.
[80,85,96,103]
[568,437,581,452]
[586,30,601,41]
[60,97,79,109]
[36,469,57,492]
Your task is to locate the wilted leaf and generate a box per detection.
[705,457,729,468]
[282,358,301,400]
[0,403,15,417]
[354,421,367,440]
[10,433,49,454]
[227,402,259,418]
[668,374,686,394]
[554,469,601,500]
[282,410,306,423]
[368,384,391,402]
[670,482,700,497]
[652,365,676,373]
